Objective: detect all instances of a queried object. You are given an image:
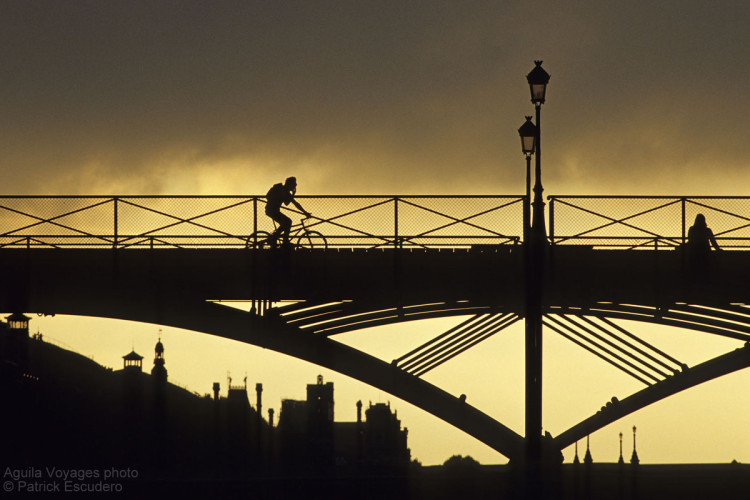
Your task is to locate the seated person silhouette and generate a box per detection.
[265,177,311,248]
[687,213,721,268]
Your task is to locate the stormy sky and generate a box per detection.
[2,1,750,195]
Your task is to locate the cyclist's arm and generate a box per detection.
[709,229,722,251]
[291,199,311,217]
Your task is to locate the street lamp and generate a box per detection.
[527,60,550,105]
[518,115,537,155]
[518,116,537,238]
[526,60,550,242]
[523,60,549,469]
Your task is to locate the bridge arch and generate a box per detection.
[262,296,750,454]
[18,290,528,460]
[15,283,750,461]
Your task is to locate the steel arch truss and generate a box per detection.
[542,302,750,452]
[553,343,750,450]
[265,298,750,457]
[274,299,510,336]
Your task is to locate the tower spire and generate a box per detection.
[583,435,593,465]
[630,426,640,465]
[151,335,167,383]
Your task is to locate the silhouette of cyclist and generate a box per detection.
[265,177,311,248]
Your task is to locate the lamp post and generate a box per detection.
[527,60,550,244]
[523,60,550,467]
[518,116,537,239]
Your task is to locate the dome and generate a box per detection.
[123,350,143,361]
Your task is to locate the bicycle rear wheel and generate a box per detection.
[246,231,272,249]
[296,230,327,250]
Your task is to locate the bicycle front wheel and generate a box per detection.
[296,230,327,250]
[246,231,272,249]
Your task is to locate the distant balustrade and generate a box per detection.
[0,195,523,249]
[549,196,750,250]
[3,195,750,250]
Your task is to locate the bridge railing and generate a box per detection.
[0,195,524,250]
[548,196,750,249]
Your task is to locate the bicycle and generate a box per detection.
[246,216,328,250]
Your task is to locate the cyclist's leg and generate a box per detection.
[277,213,292,245]
[267,210,291,247]
[265,209,281,247]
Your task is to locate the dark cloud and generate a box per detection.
[2,1,749,195]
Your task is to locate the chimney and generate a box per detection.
[356,400,363,423]
[256,383,263,415]
[212,382,220,401]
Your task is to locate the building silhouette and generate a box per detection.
[151,338,167,384]
[277,374,410,473]
[0,317,410,492]
[0,323,271,480]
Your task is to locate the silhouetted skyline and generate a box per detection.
[1,325,411,477]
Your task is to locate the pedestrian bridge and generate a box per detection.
[3,195,750,461]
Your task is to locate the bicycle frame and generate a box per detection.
[252,216,327,249]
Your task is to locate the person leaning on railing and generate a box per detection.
[686,213,721,269]
[688,214,721,252]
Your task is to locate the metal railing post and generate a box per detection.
[548,197,555,246]
[394,196,399,249]
[681,197,686,246]
[253,197,258,246]
[113,197,119,249]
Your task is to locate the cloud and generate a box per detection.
[2,1,750,195]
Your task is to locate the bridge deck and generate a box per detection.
[3,247,749,311]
